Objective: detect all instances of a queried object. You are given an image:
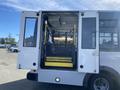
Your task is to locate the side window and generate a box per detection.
[99,12,120,51]
[23,18,38,47]
[100,33,118,49]
[82,18,96,49]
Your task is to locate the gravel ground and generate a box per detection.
[0,49,86,90]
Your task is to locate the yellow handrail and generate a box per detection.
[44,20,48,45]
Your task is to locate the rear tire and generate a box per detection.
[88,73,116,90]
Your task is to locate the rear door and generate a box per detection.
[78,11,99,73]
[18,12,41,69]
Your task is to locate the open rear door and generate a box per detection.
[18,11,41,70]
[78,12,99,73]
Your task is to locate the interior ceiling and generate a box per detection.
[47,14,78,32]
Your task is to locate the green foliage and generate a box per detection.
[5,38,16,44]
[0,38,16,44]
[0,38,5,44]
[0,33,16,44]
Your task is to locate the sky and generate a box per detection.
[1,0,120,41]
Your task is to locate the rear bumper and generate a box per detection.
[27,72,38,81]
[38,69,85,86]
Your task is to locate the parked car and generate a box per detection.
[9,46,18,52]
[0,44,6,48]
[7,44,18,52]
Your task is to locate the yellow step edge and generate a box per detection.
[46,59,72,62]
[45,62,73,68]
[46,57,72,60]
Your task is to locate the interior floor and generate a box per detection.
[41,12,78,69]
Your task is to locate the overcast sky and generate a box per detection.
[0,0,120,41]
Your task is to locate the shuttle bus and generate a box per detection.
[18,11,120,90]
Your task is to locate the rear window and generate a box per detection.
[23,17,38,47]
[82,18,96,49]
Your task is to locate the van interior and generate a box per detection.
[40,12,79,70]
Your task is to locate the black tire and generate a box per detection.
[14,50,17,52]
[88,73,116,90]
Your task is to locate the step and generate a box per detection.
[44,62,73,68]
[46,57,72,62]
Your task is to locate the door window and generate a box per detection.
[82,18,96,49]
[23,18,38,47]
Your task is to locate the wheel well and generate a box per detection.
[83,66,120,87]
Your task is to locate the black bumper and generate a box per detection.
[27,72,38,81]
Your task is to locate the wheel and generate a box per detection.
[13,49,17,52]
[88,73,116,90]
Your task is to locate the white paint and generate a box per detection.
[17,11,41,70]
[78,11,99,73]
[100,51,120,74]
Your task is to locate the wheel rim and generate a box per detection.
[93,78,109,90]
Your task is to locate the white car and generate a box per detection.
[10,46,18,52]
[0,44,6,48]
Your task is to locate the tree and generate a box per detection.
[5,33,16,44]
[0,38,5,44]
[9,38,16,44]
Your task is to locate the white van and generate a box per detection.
[18,11,120,90]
